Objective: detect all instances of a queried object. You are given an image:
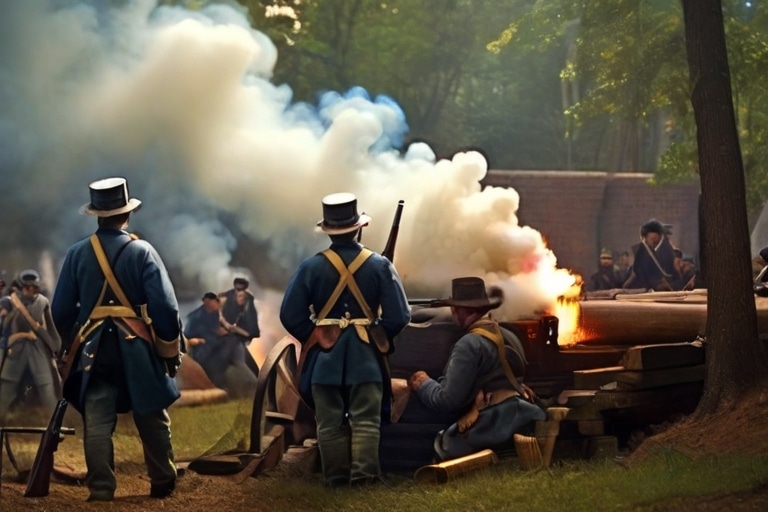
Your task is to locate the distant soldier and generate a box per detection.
[184,291,257,398]
[586,248,624,291]
[0,269,62,424]
[218,277,260,377]
[623,219,677,291]
[672,248,697,291]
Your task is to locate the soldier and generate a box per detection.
[52,177,183,501]
[623,219,677,291]
[408,277,545,460]
[184,291,257,398]
[586,248,624,291]
[280,192,410,487]
[218,277,260,377]
[0,269,62,424]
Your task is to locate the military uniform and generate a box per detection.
[0,272,62,423]
[51,177,183,501]
[280,193,410,486]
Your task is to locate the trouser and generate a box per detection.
[83,374,176,497]
[312,382,383,485]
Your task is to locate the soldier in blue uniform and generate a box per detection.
[280,192,410,486]
[52,177,184,502]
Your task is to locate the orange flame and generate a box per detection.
[550,281,587,346]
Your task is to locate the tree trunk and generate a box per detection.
[681,0,768,415]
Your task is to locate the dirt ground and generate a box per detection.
[2,395,768,511]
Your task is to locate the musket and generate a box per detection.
[24,399,72,497]
[381,200,405,263]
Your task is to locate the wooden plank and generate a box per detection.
[573,366,625,390]
[557,389,597,406]
[621,342,704,370]
[615,364,706,390]
[577,420,605,436]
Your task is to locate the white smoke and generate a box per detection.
[0,1,576,339]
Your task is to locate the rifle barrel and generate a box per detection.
[382,200,404,263]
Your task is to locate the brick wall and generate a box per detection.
[482,170,701,280]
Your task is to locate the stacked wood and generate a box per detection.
[555,341,707,459]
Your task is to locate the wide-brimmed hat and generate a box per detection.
[80,177,142,217]
[430,277,504,309]
[316,192,371,235]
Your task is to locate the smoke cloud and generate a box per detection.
[0,1,576,341]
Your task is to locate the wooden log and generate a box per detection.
[576,300,706,345]
[414,449,499,483]
[577,295,768,347]
[621,342,704,370]
[615,364,706,390]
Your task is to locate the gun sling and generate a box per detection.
[454,322,529,434]
[8,293,57,354]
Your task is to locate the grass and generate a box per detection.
[244,454,768,512]
[15,400,759,511]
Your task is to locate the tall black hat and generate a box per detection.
[316,192,371,235]
[80,177,142,217]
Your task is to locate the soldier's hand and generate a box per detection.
[521,383,537,402]
[408,371,430,391]
[163,354,183,378]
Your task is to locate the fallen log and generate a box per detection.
[576,300,706,345]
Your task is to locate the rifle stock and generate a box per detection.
[24,399,69,497]
[382,200,404,263]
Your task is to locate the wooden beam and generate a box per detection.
[573,366,625,390]
[615,364,706,390]
[621,342,704,370]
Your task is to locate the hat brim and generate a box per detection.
[80,198,142,217]
[429,297,503,309]
[315,213,371,235]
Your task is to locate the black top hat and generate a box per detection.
[430,277,504,309]
[316,192,372,235]
[80,177,142,217]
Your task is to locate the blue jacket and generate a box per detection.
[416,323,527,414]
[52,227,182,414]
[280,240,410,387]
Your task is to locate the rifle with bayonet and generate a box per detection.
[24,399,72,497]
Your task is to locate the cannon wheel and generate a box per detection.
[249,336,315,454]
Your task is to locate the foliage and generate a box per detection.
[490,0,768,211]
[155,1,768,209]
